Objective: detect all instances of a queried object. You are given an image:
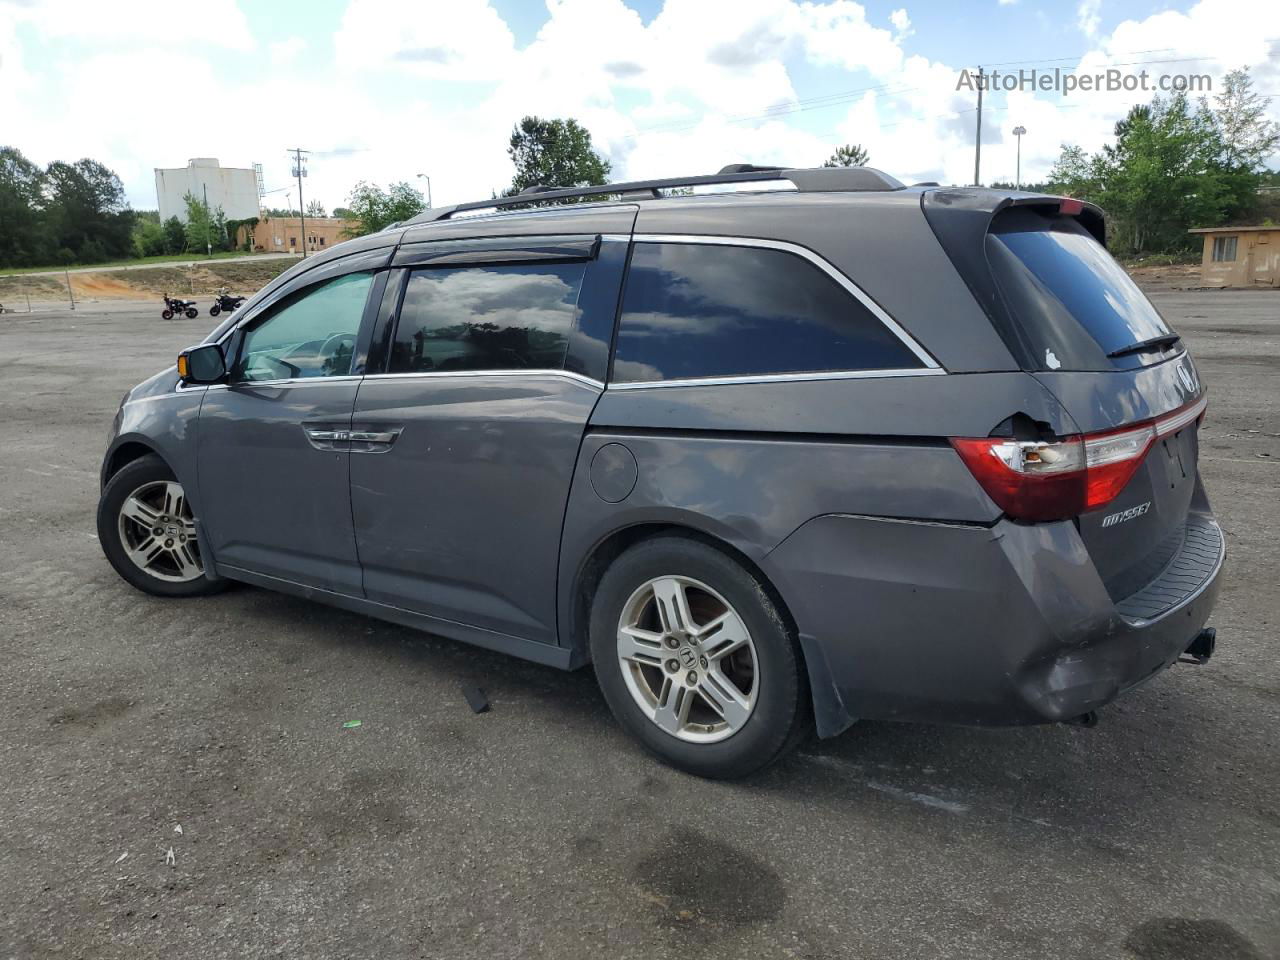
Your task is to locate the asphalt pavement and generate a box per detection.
[1,292,1276,960]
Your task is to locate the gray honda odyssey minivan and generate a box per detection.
[98,165,1223,778]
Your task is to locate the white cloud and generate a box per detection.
[1077,0,1102,37]
[5,0,253,48]
[3,0,1277,214]
[889,8,912,39]
[268,37,306,64]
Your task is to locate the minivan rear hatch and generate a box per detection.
[924,190,1207,603]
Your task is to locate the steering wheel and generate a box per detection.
[318,332,356,362]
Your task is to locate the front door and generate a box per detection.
[197,270,377,594]
[349,244,624,644]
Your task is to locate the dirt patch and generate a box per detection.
[1128,262,1204,292]
[0,257,300,306]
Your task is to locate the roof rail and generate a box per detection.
[404,164,905,225]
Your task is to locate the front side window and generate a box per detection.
[611,242,923,384]
[389,262,586,374]
[233,272,373,381]
[1212,235,1237,262]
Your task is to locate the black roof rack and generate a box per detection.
[403,164,906,225]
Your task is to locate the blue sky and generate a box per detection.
[2,0,1276,211]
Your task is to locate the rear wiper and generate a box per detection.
[1107,333,1182,358]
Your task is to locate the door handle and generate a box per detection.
[347,431,398,444]
[302,424,350,450]
[303,424,401,452]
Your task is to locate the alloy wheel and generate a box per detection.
[116,480,204,583]
[616,575,759,743]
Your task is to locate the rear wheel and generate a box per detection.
[97,455,224,598]
[161,309,173,320]
[185,307,198,319]
[590,536,808,778]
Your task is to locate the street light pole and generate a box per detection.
[973,65,985,186]
[416,173,432,207]
[1012,126,1027,190]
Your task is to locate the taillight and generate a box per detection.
[951,395,1206,523]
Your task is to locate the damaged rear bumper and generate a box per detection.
[762,508,1225,737]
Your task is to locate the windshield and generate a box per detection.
[987,210,1178,371]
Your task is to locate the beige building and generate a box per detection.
[1188,225,1279,287]
[238,216,355,255]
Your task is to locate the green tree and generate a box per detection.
[505,116,611,195]
[43,158,135,263]
[132,219,167,258]
[163,216,187,254]
[0,146,49,267]
[305,199,328,218]
[1208,67,1280,171]
[182,192,231,254]
[1046,78,1272,256]
[823,144,870,167]
[340,181,425,236]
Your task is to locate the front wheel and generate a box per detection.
[590,536,809,779]
[209,304,221,317]
[161,309,173,320]
[185,307,198,319]
[97,455,225,598]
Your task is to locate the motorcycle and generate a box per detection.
[162,295,198,320]
[209,289,245,317]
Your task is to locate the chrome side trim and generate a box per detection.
[607,367,945,391]
[627,233,942,371]
[361,369,603,389]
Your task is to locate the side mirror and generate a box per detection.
[177,343,226,384]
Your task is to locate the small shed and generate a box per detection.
[1187,225,1279,287]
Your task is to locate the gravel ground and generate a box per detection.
[1,293,1277,960]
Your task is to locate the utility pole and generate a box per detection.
[202,182,212,258]
[1012,126,1027,190]
[290,147,310,257]
[973,66,985,187]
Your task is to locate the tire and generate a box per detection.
[590,535,809,779]
[161,309,173,320]
[185,308,198,319]
[97,454,225,598]
[209,304,220,317]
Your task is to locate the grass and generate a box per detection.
[0,250,281,277]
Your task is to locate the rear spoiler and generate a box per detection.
[923,188,1106,245]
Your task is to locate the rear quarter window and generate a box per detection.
[987,210,1179,371]
[611,242,925,384]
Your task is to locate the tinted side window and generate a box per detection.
[234,272,373,381]
[612,243,923,384]
[389,262,586,374]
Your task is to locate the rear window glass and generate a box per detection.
[612,242,923,384]
[987,211,1178,371]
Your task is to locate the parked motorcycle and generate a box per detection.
[209,289,245,317]
[162,295,198,320]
